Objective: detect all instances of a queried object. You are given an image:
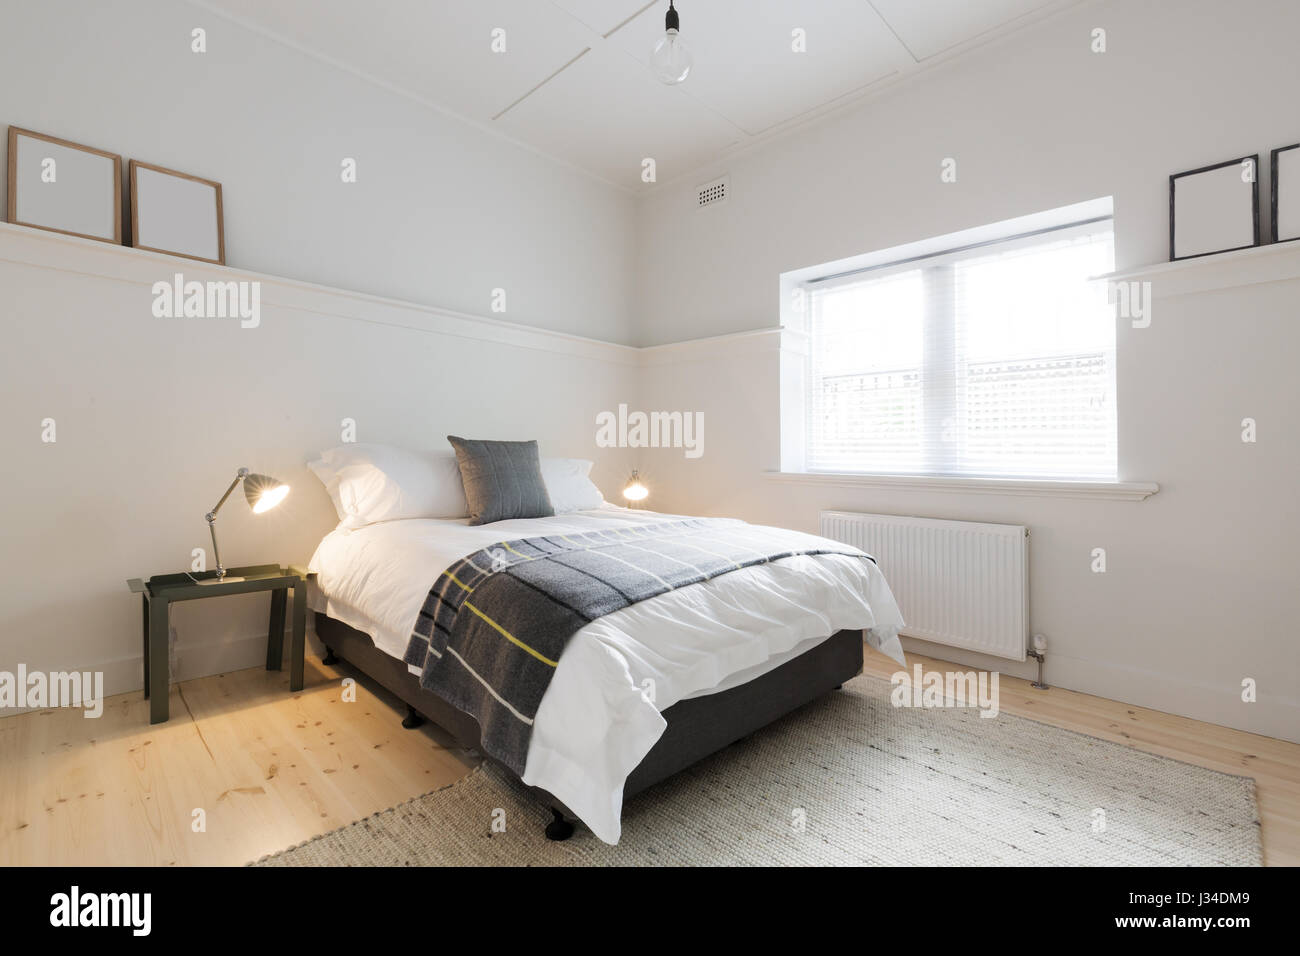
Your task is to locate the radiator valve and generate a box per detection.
[1027,633,1049,690]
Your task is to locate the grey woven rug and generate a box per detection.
[256,675,1262,866]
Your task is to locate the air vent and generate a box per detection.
[696,176,728,208]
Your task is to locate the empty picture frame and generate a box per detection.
[130,160,225,264]
[6,126,122,243]
[1169,155,1260,261]
[1272,144,1300,244]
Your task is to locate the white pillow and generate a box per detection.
[540,458,605,514]
[308,444,468,529]
[307,445,605,528]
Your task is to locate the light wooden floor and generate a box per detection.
[0,655,477,866]
[2,647,1296,866]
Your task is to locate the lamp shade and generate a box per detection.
[243,473,290,513]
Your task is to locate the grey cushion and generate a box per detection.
[446,436,555,526]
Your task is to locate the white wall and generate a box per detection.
[0,0,638,701]
[0,225,636,699]
[4,0,1296,744]
[0,0,635,343]
[634,0,1299,345]
[633,0,1300,741]
[637,263,1300,743]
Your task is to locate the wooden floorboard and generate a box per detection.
[0,655,476,867]
[1,646,1295,866]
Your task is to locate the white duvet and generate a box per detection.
[307,505,905,844]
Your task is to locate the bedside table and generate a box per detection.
[126,564,306,724]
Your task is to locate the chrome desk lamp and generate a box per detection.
[200,467,290,584]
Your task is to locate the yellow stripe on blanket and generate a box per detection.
[463,602,559,667]
[442,570,476,593]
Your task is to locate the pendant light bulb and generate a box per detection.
[651,1,693,85]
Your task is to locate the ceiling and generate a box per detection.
[196,0,1085,191]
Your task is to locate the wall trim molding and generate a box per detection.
[0,221,641,366]
[638,327,789,365]
[1,223,812,369]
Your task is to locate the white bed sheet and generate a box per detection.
[307,505,905,843]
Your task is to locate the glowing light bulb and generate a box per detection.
[623,471,649,502]
[253,483,290,513]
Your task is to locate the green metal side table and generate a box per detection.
[126,564,306,724]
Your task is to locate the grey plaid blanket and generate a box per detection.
[402,518,874,774]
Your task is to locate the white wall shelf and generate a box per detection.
[1097,239,1300,297]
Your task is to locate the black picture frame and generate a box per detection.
[1168,154,1260,261]
[1271,143,1300,244]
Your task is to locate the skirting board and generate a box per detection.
[897,634,1299,745]
[11,620,1294,747]
[0,624,310,719]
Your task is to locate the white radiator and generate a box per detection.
[820,511,1028,661]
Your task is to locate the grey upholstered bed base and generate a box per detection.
[314,612,864,832]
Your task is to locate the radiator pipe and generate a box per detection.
[1027,633,1049,690]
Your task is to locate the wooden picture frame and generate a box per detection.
[1169,155,1260,261]
[6,126,122,244]
[129,159,225,264]
[1271,143,1300,244]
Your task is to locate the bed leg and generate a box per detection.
[321,646,339,666]
[544,807,575,842]
[401,704,425,729]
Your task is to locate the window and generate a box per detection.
[798,218,1116,481]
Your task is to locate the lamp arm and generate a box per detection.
[207,517,225,578]
[207,468,249,519]
[204,468,248,580]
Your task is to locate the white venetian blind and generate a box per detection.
[805,221,1116,480]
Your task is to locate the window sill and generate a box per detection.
[764,471,1159,501]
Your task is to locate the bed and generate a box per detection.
[305,503,905,844]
